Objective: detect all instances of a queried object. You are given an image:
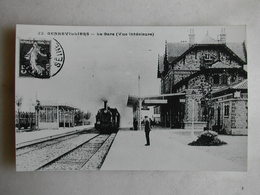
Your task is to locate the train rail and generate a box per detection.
[16,130,117,171]
[39,133,116,171]
[16,126,94,149]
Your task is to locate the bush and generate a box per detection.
[188,130,227,146]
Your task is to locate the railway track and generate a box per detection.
[16,130,117,171]
[39,133,116,171]
[16,133,80,156]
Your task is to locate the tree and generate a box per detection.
[15,96,23,130]
[35,99,42,130]
[84,111,91,120]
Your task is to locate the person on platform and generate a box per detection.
[133,118,138,130]
[144,116,151,146]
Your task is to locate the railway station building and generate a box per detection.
[157,29,248,134]
[128,29,248,135]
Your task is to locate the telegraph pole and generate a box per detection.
[191,90,196,139]
[191,98,195,137]
[138,75,142,130]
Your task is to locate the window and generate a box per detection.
[202,106,207,121]
[40,107,57,123]
[154,107,160,114]
[40,108,46,122]
[210,107,214,119]
[224,104,230,117]
[221,75,228,85]
[231,75,236,83]
[205,53,210,60]
[213,75,219,85]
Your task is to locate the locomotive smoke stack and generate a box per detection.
[104,100,108,110]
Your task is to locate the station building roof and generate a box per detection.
[158,35,247,77]
[38,100,79,111]
[212,79,248,98]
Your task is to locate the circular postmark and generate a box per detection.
[19,39,65,78]
[51,38,65,77]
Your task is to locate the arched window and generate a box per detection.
[213,75,219,85]
[231,75,236,83]
[221,75,228,85]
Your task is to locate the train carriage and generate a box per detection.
[15,112,36,130]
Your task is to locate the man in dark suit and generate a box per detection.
[144,116,151,146]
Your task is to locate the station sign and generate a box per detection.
[144,99,168,105]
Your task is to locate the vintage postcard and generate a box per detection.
[15,25,247,171]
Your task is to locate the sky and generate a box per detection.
[15,25,246,126]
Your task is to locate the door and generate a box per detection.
[217,106,221,127]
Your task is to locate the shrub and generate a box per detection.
[188,130,227,146]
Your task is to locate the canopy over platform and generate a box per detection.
[38,100,79,111]
[144,99,167,105]
[127,93,185,107]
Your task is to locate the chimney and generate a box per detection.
[189,28,195,46]
[219,28,226,43]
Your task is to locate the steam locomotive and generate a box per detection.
[95,101,120,134]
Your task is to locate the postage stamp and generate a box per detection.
[19,39,64,78]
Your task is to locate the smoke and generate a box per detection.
[93,86,133,127]
[100,97,108,102]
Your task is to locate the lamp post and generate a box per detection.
[35,100,42,131]
[199,81,212,130]
[191,98,195,137]
[138,75,142,130]
[191,90,197,139]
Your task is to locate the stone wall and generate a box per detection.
[173,49,241,70]
[209,98,248,135]
[223,101,232,134]
[231,99,248,135]
[184,89,203,123]
[171,48,242,84]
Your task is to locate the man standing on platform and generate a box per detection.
[144,116,151,146]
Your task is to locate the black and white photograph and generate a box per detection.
[15,25,247,171]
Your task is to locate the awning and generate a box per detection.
[127,92,185,107]
[144,99,167,105]
[211,79,248,98]
[127,95,139,107]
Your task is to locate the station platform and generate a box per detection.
[101,128,246,171]
[16,125,94,146]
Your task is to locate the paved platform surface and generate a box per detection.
[16,125,94,145]
[101,129,246,171]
